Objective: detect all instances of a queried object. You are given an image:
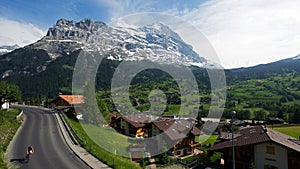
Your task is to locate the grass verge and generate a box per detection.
[0,109,22,169]
[63,114,142,169]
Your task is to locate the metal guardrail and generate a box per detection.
[59,112,85,144]
[15,110,23,120]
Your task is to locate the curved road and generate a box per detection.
[6,106,90,169]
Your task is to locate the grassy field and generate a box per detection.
[0,109,22,169]
[65,116,141,169]
[272,125,300,139]
[80,123,131,156]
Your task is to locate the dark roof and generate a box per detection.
[121,113,151,128]
[211,126,270,151]
[218,132,242,140]
[152,118,201,141]
[152,119,175,131]
[267,127,300,152]
[191,126,201,136]
[164,128,187,141]
[211,125,300,153]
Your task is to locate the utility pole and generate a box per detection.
[231,111,236,169]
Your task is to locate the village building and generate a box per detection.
[149,118,201,157]
[211,125,300,169]
[109,113,154,137]
[266,117,285,124]
[51,95,84,117]
[1,98,9,110]
[110,113,201,158]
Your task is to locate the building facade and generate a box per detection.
[211,125,300,169]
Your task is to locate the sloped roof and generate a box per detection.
[267,127,300,153]
[164,128,187,141]
[191,126,201,136]
[211,125,300,153]
[152,118,200,141]
[152,119,175,131]
[57,95,84,104]
[121,113,151,128]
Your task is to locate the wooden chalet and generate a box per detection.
[211,125,300,169]
[110,114,201,158]
[149,118,201,157]
[110,113,151,137]
[51,95,84,115]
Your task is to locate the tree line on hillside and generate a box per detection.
[0,81,21,105]
[2,48,300,125]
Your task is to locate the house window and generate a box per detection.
[266,146,275,155]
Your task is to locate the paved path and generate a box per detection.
[5,105,111,169]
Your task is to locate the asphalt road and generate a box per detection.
[7,106,90,169]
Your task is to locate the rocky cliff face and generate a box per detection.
[28,18,208,67]
[1,18,215,80]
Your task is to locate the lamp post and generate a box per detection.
[231,111,236,169]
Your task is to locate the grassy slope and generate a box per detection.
[66,117,141,169]
[272,125,300,139]
[0,109,22,168]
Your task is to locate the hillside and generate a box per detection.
[0,18,300,122]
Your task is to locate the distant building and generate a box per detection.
[51,95,84,116]
[211,125,300,169]
[110,114,201,158]
[51,95,84,108]
[110,113,151,137]
[1,98,9,110]
[266,117,285,124]
[149,118,201,157]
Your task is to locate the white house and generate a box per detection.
[1,99,9,110]
[211,125,300,169]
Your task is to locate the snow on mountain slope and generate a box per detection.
[28,18,211,68]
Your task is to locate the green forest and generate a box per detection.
[1,49,300,123]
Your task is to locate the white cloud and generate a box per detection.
[0,18,46,47]
[178,0,300,68]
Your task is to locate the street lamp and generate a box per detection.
[231,111,236,169]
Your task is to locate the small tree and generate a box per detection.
[253,110,267,121]
[0,81,21,104]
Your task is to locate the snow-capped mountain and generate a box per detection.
[29,18,210,67]
[0,44,20,55]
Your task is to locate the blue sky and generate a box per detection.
[1,0,300,68]
[0,0,205,29]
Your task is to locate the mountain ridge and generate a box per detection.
[0,18,300,99]
[26,18,209,67]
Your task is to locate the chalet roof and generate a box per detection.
[164,128,187,141]
[267,127,300,153]
[54,95,84,105]
[219,132,242,140]
[152,118,201,141]
[211,125,300,153]
[191,126,201,136]
[152,119,175,131]
[121,113,151,128]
